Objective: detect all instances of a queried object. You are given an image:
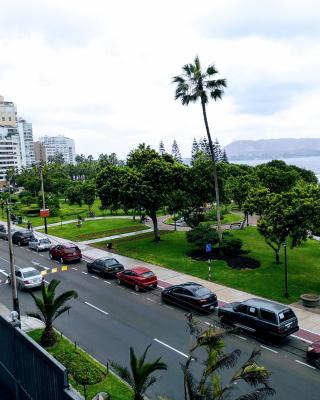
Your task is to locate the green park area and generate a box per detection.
[28,329,132,400]
[97,227,320,304]
[165,212,243,226]
[38,218,146,241]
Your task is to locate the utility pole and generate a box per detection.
[6,198,20,320]
[39,163,48,234]
[283,241,289,298]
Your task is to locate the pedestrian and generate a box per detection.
[30,222,33,231]
[27,221,31,230]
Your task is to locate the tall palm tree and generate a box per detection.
[111,345,167,400]
[173,56,227,242]
[28,279,78,347]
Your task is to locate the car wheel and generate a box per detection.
[134,284,140,292]
[49,253,53,260]
[153,283,157,289]
[116,278,121,285]
[17,282,22,291]
[60,257,64,264]
[18,241,21,246]
[7,277,11,285]
[87,266,92,273]
[36,247,39,253]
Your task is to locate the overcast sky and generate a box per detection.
[1,0,320,158]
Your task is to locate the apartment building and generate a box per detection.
[17,118,35,167]
[34,141,47,163]
[38,135,76,164]
[0,95,17,127]
[0,126,22,184]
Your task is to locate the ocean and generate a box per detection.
[231,156,320,181]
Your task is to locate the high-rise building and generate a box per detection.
[0,126,22,184]
[34,141,47,163]
[38,135,76,164]
[17,118,35,167]
[0,95,18,127]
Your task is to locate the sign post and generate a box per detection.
[205,243,212,280]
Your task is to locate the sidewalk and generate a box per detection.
[80,245,320,344]
[0,303,44,332]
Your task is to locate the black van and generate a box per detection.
[218,298,299,338]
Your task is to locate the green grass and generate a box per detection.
[38,218,146,241]
[28,329,132,400]
[111,227,320,304]
[165,213,243,225]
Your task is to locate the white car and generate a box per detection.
[9,267,43,290]
[28,237,52,252]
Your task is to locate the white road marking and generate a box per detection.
[91,275,99,280]
[82,272,88,275]
[103,280,111,284]
[234,335,247,341]
[158,285,165,289]
[205,322,213,327]
[291,335,313,344]
[131,292,139,296]
[0,269,8,277]
[25,249,31,252]
[72,267,78,271]
[44,280,49,284]
[295,360,316,370]
[146,297,155,302]
[84,302,109,316]
[261,345,278,354]
[0,256,9,263]
[154,338,188,358]
[32,261,50,270]
[39,254,44,257]
[163,305,174,310]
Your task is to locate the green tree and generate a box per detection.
[226,175,255,209]
[47,152,65,164]
[28,280,77,347]
[171,139,182,162]
[65,182,83,207]
[191,137,199,162]
[159,140,166,155]
[82,180,96,211]
[111,345,167,400]
[173,56,227,242]
[186,224,219,249]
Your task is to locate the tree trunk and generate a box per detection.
[150,211,160,242]
[275,247,280,264]
[201,100,222,243]
[41,325,57,347]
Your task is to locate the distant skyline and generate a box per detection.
[1,0,320,158]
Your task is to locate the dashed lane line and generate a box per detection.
[91,276,99,280]
[261,345,278,354]
[72,267,78,271]
[154,338,188,358]
[295,360,316,370]
[103,280,111,285]
[84,301,109,316]
[146,297,155,302]
[0,269,9,277]
[234,334,247,341]
[82,272,88,275]
[291,335,313,344]
[32,261,50,270]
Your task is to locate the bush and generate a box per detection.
[219,234,243,256]
[186,224,219,248]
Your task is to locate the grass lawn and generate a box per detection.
[38,218,146,241]
[109,227,320,304]
[165,213,243,225]
[28,329,132,400]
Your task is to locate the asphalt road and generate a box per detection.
[0,240,319,399]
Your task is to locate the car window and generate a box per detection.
[260,309,277,323]
[39,239,50,244]
[124,271,133,276]
[64,247,77,253]
[247,306,258,317]
[104,258,118,266]
[194,287,211,297]
[23,270,39,278]
[278,309,295,322]
[173,288,184,294]
[238,304,247,313]
[140,271,154,278]
[15,271,22,277]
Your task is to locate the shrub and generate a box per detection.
[186,224,219,248]
[219,234,243,256]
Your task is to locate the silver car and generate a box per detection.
[9,267,43,290]
[28,237,52,252]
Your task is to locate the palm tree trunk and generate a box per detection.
[41,325,56,347]
[201,100,223,243]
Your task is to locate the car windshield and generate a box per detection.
[23,270,39,278]
[194,287,211,297]
[21,232,33,238]
[140,271,154,278]
[104,258,118,266]
[278,309,295,322]
[39,239,50,244]
[64,247,77,253]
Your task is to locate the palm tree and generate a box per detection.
[173,56,227,242]
[28,279,78,347]
[182,316,275,400]
[111,345,167,400]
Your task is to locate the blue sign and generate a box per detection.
[205,243,212,253]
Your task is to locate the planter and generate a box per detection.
[300,294,320,308]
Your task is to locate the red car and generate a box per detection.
[49,243,82,263]
[307,341,320,368]
[116,266,158,292]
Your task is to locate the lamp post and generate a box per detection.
[38,163,48,234]
[283,241,289,298]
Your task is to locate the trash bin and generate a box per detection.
[107,242,112,249]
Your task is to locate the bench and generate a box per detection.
[229,222,242,230]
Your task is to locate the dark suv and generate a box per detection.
[218,298,299,338]
[87,257,124,277]
[12,231,35,246]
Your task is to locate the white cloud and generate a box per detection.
[0,0,319,159]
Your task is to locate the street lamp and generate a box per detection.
[283,241,289,298]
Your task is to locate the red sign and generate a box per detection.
[40,209,50,217]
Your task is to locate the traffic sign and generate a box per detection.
[205,243,212,253]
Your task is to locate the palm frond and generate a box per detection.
[110,360,134,386]
[27,312,43,321]
[207,65,218,75]
[214,350,241,371]
[235,386,276,400]
[53,305,71,321]
[239,364,271,387]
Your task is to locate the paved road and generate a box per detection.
[0,240,319,399]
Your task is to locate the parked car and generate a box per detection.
[0,224,8,240]
[8,267,43,290]
[218,298,299,338]
[307,341,320,368]
[161,282,218,314]
[28,237,52,252]
[87,257,124,277]
[116,266,158,292]
[12,230,35,246]
[49,243,82,263]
